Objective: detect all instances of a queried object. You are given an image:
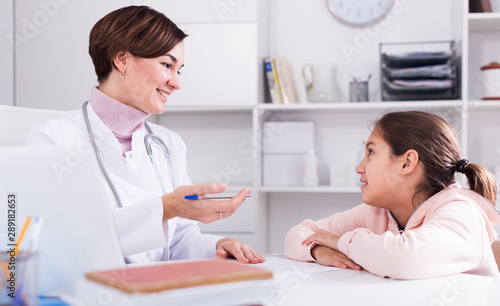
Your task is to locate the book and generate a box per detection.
[270,58,284,103]
[263,57,283,103]
[469,0,492,12]
[85,259,273,294]
[274,57,298,104]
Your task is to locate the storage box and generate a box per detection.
[262,154,305,186]
[262,122,315,186]
[262,122,314,154]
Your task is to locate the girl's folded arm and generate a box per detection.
[339,201,484,279]
[284,204,373,262]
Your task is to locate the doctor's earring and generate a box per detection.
[121,70,125,79]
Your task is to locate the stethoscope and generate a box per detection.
[82,101,176,208]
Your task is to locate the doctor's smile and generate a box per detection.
[156,88,170,100]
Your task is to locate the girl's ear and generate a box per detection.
[401,149,419,175]
[113,50,128,72]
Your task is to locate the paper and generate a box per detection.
[260,255,340,274]
[392,79,453,88]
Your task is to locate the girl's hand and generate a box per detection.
[311,245,362,270]
[302,229,340,251]
[216,238,265,264]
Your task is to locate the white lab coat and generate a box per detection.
[26,102,221,263]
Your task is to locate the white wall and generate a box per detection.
[0,0,13,106]
[15,0,130,110]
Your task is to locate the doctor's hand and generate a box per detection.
[161,183,250,223]
[216,238,265,264]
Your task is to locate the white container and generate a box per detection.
[329,162,348,187]
[481,62,500,99]
[303,149,319,187]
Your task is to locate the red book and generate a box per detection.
[85,259,273,294]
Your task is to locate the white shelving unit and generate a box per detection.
[173,1,500,253]
[465,5,500,188]
[468,12,500,31]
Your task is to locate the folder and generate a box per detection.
[85,259,273,294]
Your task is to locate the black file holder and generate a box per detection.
[380,41,460,101]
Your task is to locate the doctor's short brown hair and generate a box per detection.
[89,5,187,83]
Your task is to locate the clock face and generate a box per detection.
[327,0,394,26]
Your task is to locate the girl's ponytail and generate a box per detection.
[458,160,497,204]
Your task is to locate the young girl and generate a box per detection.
[284,111,500,279]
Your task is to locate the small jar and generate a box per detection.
[480,61,500,100]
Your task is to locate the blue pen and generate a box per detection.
[185,194,253,200]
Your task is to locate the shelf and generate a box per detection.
[258,100,462,112]
[469,13,500,32]
[164,104,255,113]
[258,185,361,194]
[468,100,500,111]
[161,101,464,114]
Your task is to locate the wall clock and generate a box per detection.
[327,0,395,26]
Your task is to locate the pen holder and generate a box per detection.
[0,251,38,306]
[349,81,369,102]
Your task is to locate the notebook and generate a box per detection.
[86,258,273,294]
[0,146,125,296]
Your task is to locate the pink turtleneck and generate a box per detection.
[90,86,150,155]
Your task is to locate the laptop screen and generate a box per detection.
[0,146,124,296]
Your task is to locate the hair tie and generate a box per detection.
[456,159,469,174]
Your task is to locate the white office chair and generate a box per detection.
[0,105,75,146]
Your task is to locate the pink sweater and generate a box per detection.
[90,86,149,155]
[284,184,500,279]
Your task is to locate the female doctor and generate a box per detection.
[26,5,264,264]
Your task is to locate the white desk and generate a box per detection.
[260,255,500,306]
[73,255,500,306]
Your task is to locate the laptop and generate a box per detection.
[0,146,125,297]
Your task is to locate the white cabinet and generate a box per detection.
[170,22,258,106]
[134,0,258,23]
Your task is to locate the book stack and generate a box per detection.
[264,57,298,104]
